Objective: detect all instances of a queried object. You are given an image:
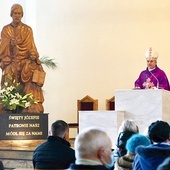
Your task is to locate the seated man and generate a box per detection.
[133,120,170,170]
[68,127,112,170]
[33,120,75,169]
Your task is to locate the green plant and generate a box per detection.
[0,81,37,110]
[40,56,57,70]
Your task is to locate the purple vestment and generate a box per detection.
[134,66,170,91]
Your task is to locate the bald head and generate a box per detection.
[74,128,112,165]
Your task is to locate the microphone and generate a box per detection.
[149,71,159,89]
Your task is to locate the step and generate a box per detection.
[0,158,33,169]
[0,149,33,160]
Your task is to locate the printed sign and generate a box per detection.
[0,113,48,140]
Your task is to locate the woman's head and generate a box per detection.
[126,134,151,154]
[118,119,139,134]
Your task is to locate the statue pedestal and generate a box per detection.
[0,113,48,169]
[115,89,170,133]
[0,113,48,141]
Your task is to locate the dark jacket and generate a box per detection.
[115,131,136,157]
[0,161,4,170]
[157,157,170,170]
[133,143,170,170]
[33,136,75,169]
[68,163,109,170]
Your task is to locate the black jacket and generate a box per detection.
[116,131,136,157]
[33,136,75,169]
[0,161,4,170]
[68,163,109,170]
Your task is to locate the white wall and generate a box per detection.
[1,0,170,135]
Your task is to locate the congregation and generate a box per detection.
[33,119,170,170]
[1,119,167,170]
[0,119,170,170]
[34,119,169,170]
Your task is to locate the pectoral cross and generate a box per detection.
[143,78,154,89]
